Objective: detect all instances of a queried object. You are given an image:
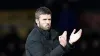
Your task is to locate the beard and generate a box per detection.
[39,23,51,30]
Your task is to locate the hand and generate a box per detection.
[69,29,82,45]
[59,31,67,47]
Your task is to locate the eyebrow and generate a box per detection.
[43,18,51,20]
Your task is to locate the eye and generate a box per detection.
[48,19,51,20]
[43,19,47,20]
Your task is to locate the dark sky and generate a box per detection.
[0,0,67,10]
[0,0,100,10]
[0,0,46,9]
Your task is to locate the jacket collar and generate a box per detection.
[34,24,58,40]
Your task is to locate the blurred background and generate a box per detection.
[0,0,100,56]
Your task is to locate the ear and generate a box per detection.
[35,19,39,26]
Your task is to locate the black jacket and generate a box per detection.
[25,25,73,56]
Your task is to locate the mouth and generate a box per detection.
[46,25,50,28]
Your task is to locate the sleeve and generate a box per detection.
[60,41,75,53]
[26,40,66,56]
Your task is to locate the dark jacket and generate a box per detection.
[25,25,73,56]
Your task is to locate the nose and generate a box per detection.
[46,20,51,24]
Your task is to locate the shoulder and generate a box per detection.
[25,28,42,48]
[26,28,42,41]
[50,29,59,39]
[51,29,58,34]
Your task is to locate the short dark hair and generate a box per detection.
[35,7,52,19]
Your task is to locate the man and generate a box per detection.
[25,7,82,56]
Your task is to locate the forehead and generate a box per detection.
[39,14,51,19]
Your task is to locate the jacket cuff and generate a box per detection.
[59,44,66,51]
[67,42,75,49]
[60,42,75,53]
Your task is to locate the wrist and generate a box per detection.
[69,40,73,45]
[60,43,66,47]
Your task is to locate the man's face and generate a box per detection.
[36,14,51,30]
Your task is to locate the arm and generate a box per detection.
[26,40,66,56]
[61,41,74,53]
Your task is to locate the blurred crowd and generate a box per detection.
[0,24,32,56]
